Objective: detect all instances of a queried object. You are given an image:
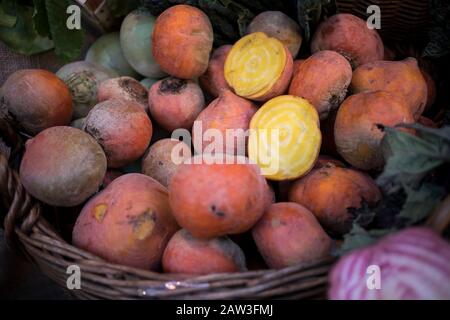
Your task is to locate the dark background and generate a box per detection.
[0,229,70,299]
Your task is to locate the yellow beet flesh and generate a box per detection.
[248,95,321,180]
[225,32,287,99]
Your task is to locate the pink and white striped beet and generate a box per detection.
[328,227,450,300]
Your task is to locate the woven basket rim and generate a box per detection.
[2,143,449,299]
[0,145,334,299]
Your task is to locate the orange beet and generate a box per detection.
[72,173,179,270]
[351,58,428,119]
[0,69,72,135]
[199,45,232,97]
[289,50,352,119]
[169,154,267,238]
[162,229,247,274]
[289,166,381,235]
[97,77,148,112]
[152,5,213,79]
[292,59,305,75]
[148,77,205,131]
[142,138,192,188]
[84,99,152,168]
[263,180,276,208]
[421,68,436,111]
[334,91,415,170]
[315,155,345,169]
[311,14,384,68]
[193,90,257,156]
[252,202,332,269]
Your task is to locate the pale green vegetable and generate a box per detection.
[70,117,86,130]
[56,61,118,119]
[140,78,158,89]
[120,9,165,78]
[85,32,139,78]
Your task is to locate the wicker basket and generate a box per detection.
[0,146,332,299]
[0,0,447,300]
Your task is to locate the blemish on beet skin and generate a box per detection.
[158,77,187,95]
[119,78,148,104]
[322,25,335,36]
[210,205,226,218]
[128,210,157,240]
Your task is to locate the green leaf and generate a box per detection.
[398,183,446,224]
[0,4,54,55]
[105,0,140,18]
[339,224,391,255]
[0,4,17,28]
[297,0,336,42]
[32,0,50,37]
[339,124,450,255]
[45,0,84,62]
[378,125,450,191]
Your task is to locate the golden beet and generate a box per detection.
[289,166,381,235]
[421,68,436,111]
[1,69,72,135]
[289,50,352,119]
[193,90,257,156]
[162,229,246,275]
[168,154,267,239]
[224,32,293,101]
[199,45,232,97]
[351,58,428,119]
[334,91,415,170]
[148,77,205,131]
[311,14,384,68]
[152,5,213,79]
[84,99,152,168]
[73,173,179,270]
[248,95,321,180]
[292,59,305,75]
[252,202,332,269]
[97,77,148,112]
